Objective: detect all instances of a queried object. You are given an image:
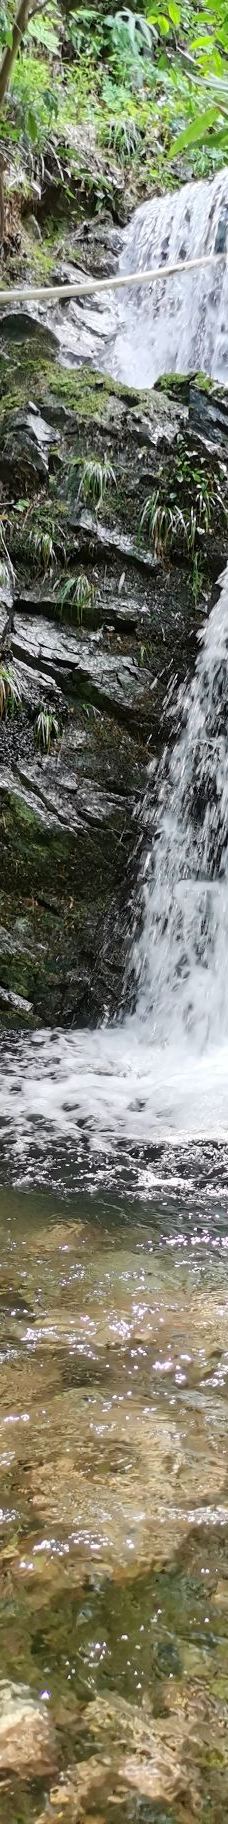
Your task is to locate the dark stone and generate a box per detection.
[0,310,58,348]
[0,404,60,485]
[12,614,153,733]
[189,376,228,446]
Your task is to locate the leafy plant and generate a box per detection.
[0,665,22,717]
[140,452,228,559]
[35,707,59,752]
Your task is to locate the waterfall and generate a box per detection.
[114,167,228,387]
[135,565,228,1052]
[2,178,228,1170]
[2,566,228,1167]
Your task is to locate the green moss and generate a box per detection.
[154,372,190,398]
[0,347,151,426]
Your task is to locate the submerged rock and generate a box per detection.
[0,1679,55,1775]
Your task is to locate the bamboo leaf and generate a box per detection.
[168,105,220,156]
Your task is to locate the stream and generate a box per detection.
[0,168,228,1820]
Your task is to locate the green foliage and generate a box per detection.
[0,664,22,717]
[141,490,188,555]
[8,502,67,573]
[58,570,93,623]
[26,525,56,570]
[35,706,59,751]
[9,49,60,144]
[68,454,116,510]
[0,0,227,193]
[140,450,228,559]
[27,11,60,54]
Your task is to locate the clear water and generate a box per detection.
[0,1183,227,1822]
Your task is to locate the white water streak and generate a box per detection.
[114,167,228,386]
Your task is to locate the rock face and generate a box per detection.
[0,333,227,1024]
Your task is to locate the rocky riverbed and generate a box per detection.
[0,1182,227,1824]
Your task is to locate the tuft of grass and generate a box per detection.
[35,707,59,752]
[58,572,93,625]
[107,116,140,159]
[69,455,116,512]
[140,457,228,560]
[27,528,56,571]
[0,667,22,719]
[140,492,188,558]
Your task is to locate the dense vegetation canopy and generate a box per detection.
[0,0,227,195]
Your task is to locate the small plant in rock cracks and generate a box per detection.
[27,527,56,570]
[140,492,188,558]
[35,707,59,752]
[140,455,228,561]
[0,666,22,718]
[69,456,116,512]
[58,572,93,625]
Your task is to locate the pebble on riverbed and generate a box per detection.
[0,1680,56,1775]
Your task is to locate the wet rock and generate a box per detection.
[189,375,228,446]
[69,216,122,279]
[0,308,58,348]
[12,614,152,732]
[0,557,14,614]
[0,404,60,485]
[0,559,14,649]
[0,342,226,1027]
[0,983,33,1015]
[0,1679,55,1775]
[38,1693,202,1819]
[10,655,62,710]
[71,507,158,575]
[0,691,140,1021]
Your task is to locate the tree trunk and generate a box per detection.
[0,0,31,105]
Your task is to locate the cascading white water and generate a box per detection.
[136,565,228,1051]
[2,172,228,1172]
[114,167,228,386]
[1,565,228,1168]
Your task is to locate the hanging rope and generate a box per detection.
[0,249,225,308]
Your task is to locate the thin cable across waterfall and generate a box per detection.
[113,167,228,386]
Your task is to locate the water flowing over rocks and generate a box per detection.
[115,166,228,388]
[0,288,227,1025]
